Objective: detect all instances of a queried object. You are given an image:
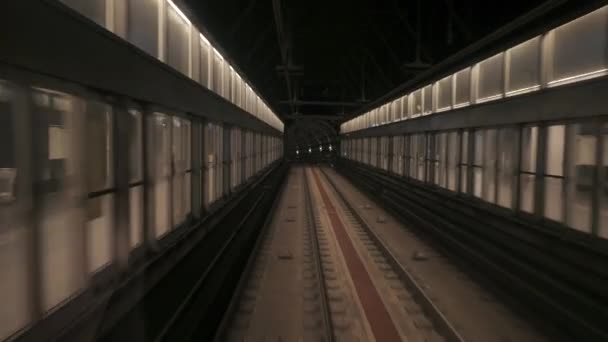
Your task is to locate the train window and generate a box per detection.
[473,130,484,198]
[403,135,410,176]
[600,125,608,239]
[171,117,190,226]
[166,3,191,76]
[460,131,469,193]
[0,82,31,340]
[544,125,566,222]
[566,123,595,233]
[408,135,416,177]
[483,129,497,203]
[31,90,69,194]
[86,102,113,193]
[477,53,504,102]
[520,126,538,213]
[0,101,16,203]
[127,110,143,248]
[416,134,426,181]
[454,68,471,107]
[31,89,87,311]
[436,133,447,187]
[149,113,171,237]
[549,6,608,86]
[506,36,540,95]
[497,127,517,208]
[447,132,459,192]
[127,0,160,59]
[85,101,114,272]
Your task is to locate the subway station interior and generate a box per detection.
[1,1,608,341]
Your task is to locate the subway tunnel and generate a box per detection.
[1,1,608,341]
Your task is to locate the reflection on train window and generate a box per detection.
[86,102,113,193]
[519,126,538,213]
[150,112,171,238]
[544,125,565,222]
[31,89,87,312]
[484,129,498,203]
[497,128,517,209]
[33,90,71,194]
[0,100,16,202]
[566,123,595,233]
[85,101,114,272]
[473,130,484,198]
[0,81,32,340]
[128,109,143,248]
[447,132,459,191]
[600,125,608,238]
[171,117,191,227]
[460,131,469,193]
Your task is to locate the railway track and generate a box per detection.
[313,167,463,342]
[337,160,608,341]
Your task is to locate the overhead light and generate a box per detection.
[167,0,190,25]
[214,48,224,60]
[505,85,541,97]
[199,33,210,45]
[548,69,608,87]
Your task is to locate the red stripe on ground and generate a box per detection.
[310,168,402,342]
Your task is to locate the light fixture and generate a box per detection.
[199,33,210,45]
[167,0,191,24]
[214,48,224,60]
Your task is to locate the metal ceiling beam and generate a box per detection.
[279,100,363,107]
[404,0,432,70]
[444,0,473,42]
[363,47,394,90]
[389,0,432,62]
[243,23,274,65]
[272,0,296,114]
[364,15,405,72]
[284,114,345,121]
[228,0,260,39]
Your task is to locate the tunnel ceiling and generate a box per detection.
[180,0,550,124]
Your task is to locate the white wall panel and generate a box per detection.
[127,0,161,59]
[477,53,504,101]
[506,37,540,95]
[166,5,190,76]
[549,6,608,85]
